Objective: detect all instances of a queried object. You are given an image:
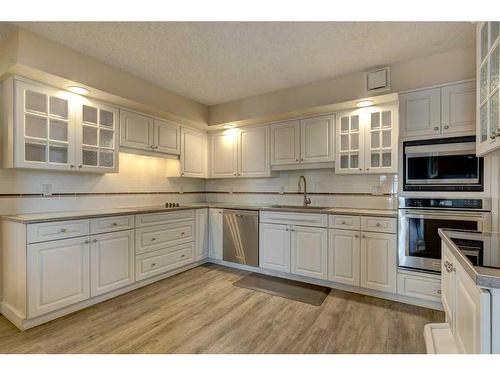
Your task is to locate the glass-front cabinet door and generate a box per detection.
[14,80,75,170]
[336,112,363,174]
[477,21,500,155]
[76,100,119,173]
[364,104,398,174]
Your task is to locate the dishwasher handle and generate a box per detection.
[223,209,259,217]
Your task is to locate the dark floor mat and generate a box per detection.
[233,273,331,306]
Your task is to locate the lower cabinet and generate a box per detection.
[135,242,194,281]
[90,230,135,297]
[195,208,209,261]
[291,225,327,279]
[360,232,397,293]
[209,208,223,260]
[27,237,90,318]
[259,223,291,273]
[328,229,360,286]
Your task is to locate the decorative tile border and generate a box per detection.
[0,191,392,198]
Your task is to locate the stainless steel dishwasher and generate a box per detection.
[223,209,259,266]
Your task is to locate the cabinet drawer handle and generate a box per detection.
[434,126,439,131]
[151,263,156,267]
[444,125,449,130]
[112,222,118,226]
[151,238,156,241]
[60,228,67,233]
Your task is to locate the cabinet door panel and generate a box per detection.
[209,209,223,260]
[360,232,397,293]
[180,128,206,178]
[399,88,441,138]
[195,209,209,261]
[155,119,180,155]
[239,126,270,177]
[28,237,90,318]
[442,81,476,135]
[270,120,300,165]
[300,115,335,163]
[90,230,134,297]
[259,223,290,273]
[336,111,363,174]
[441,243,455,328]
[328,229,360,286]
[119,110,154,151]
[291,226,327,279]
[210,131,238,178]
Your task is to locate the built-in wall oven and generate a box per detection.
[398,198,491,273]
[403,136,483,192]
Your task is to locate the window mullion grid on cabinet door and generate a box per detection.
[24,90,49,165]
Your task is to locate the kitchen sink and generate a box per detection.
[270,205,327,210]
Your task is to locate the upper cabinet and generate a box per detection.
[119,110,180,156]
[209,125,270,178]
[336,104,398,174]
[2,77,119,173]
[399,81,476,139]
[270,114,335,169]
[476,21,500,156]
[180,127,207,178]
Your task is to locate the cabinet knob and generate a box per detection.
[180,172,184,176]
[341,221,346,224]
[151,263,156,267]
[285,228,289,231]
[93,239,98,243]
[354,234,359,238]
[376,223,381,227]
[437,289,442,295]
[359,168,362,171]
[84,240,90,244]
[70,165,75,168]
[78,165,82,168]
[60,228,67,233]
[112,222,118,226]
[295,159,299,162]
[444,125,449,130]
[291,228,295,232]
[181,254,185,258]
[181,232,185,236]
[151,238,156,241]
[300,158,304,161]
[433,126,439,131]
[361,235,366,239]
[366,168,370,171]
[233,173,237,176]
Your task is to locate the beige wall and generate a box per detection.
[208,47,476,126]
[1,29,208,128]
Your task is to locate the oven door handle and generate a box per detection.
[400,210,487,220]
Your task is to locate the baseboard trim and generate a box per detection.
[208,258,444,311]
[1,259,209,331]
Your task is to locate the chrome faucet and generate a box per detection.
[298,175,311,207]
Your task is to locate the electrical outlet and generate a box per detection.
[179,186,184,194]
[42,184,53,196]
[279,187,285,195]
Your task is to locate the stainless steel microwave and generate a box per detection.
[403,136,483,192]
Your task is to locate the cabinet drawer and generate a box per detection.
[328,215,360,230]
[397,272,442,303]
[27,219,90,244]
[361,216,397,234]
[135,209,194,227]
[135,242,194,281]
[90,215,135,234]
[135,221,194,254]
[260,211,327,228]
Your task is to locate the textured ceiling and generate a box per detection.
[4,22,475,105]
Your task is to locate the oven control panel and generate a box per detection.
[400,198,484,210]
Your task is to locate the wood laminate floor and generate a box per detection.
[0,263,444,354]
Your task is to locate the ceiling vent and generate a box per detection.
[365,67,390,93]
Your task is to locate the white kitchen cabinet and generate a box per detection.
[180,127,207,178]
[210,131,238,177]
[440,243,491,354]
[400,81,476,139]
[360,232,397,293]
[27,237,90,318]
[336,104,398,174]
[259,223,291,273]
[119,110,180,156]
[195,208,209,261]
[399,88,441,138]
[270,120,300,165]
[300,115,335,163]
[90,229,135,297]
[270,114,334,169]
[476,22,500,156]
[328,229,360,286]
[209,208,223,260]
[76,98,119,172]
[119,110,154,151]
[291,225,327,279]
[2,77,119,173]
[209,125,270,178]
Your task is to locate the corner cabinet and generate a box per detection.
[270,114,335,169]
[476,21,500,156]
[209,125,271,178]
[180,127,207,178]
[2,77,119,173]
[336,104,398,174]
